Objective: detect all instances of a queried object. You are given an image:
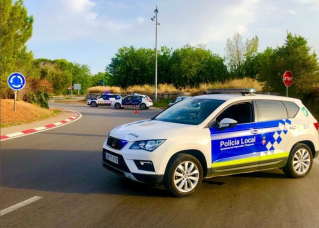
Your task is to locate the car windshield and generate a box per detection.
[155,98,224,125]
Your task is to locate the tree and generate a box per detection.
[170,44,228,87]
[92,72,110,86]
[225,32,259,78]
[107,45,228,88]
[258,32,319,97]
[0,0,34,97]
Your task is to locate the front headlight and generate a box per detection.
[129,139,165,152]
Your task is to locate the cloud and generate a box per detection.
[285,9,298,14]
[259,28,285,33]
[137,17,147,24]
[295,0,319,10]
[30,0,132,42]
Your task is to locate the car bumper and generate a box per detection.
[102,140,176,185]
[102,162,163,185]
[315,150,319,159]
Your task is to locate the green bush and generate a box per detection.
[37,90,50,109]
[24,90,50,109]
[24,92,38,104]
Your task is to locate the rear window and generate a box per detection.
[256,100,288,122]
[283,101,300,118]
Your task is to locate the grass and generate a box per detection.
[0,109,61,128]
[54,99,87,104]
[153,99,171,108]
[87,78,263,95]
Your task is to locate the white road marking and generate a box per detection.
[0,196,43,216]
[6,132,24,137]
[53,122,63,126]
[34,127,46,131]
[1,111,82,142]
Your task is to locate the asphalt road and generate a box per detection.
[1,103,319,228]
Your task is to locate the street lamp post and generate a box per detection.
[151,6,160,103]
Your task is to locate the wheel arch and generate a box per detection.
[164,149,208,177]
[291,140,316,158]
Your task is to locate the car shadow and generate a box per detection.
[0,149,172,198]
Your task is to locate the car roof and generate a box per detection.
[194,94,301,103]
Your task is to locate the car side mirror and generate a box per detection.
[219,118,238,128]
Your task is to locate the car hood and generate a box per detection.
[110,119,197,141]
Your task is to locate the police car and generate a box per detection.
[111,94,153,110]
[102,89,319,197]
[87,94,121,107]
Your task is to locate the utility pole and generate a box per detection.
[152,6,160,103]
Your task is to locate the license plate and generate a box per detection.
[105,153,118,164]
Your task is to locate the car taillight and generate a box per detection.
[314,123,319,131]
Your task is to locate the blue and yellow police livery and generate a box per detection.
[102,89,319,197]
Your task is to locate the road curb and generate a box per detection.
[0,110,82,141]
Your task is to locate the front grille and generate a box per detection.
[103,149,130,172]
[107,136,127,150]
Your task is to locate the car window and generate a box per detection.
[109,95,115,99]
[100,95,106,100]
[124,96,133,100]
[155,98,224,125]
[216,102,253,124]
[283,101,300,118]
[256,100,288,122]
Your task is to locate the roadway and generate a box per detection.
[1,102,319,228]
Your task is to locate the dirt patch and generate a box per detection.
[1,99,61,128]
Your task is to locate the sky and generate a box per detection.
[25,0,319,74]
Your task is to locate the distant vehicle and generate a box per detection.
[111,94,153,110]
[168,96,190,107]
[102,88,319,197]
[87,94,121,107]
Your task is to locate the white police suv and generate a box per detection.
[87,94,121,107]
[111,94,153,110]
[102,89,319,197]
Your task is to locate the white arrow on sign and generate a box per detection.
[10,75,23,88]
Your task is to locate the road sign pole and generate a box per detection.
[14,90,17,111]
[286,87,288,97]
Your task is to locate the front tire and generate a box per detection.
[140,103,146,110]
[163,154,203,197]
[114,103,121,109]
[90,102,97,107]
[283,143,313,178]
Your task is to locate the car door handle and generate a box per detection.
[289,126,297,130]
[250,129,259,134]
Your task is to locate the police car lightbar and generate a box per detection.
[205,88,256,95]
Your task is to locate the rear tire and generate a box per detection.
[283,143,313,178]
[163,154,203,197]
[114,103,121,109]
[140,103,146,110]
[91,102,97,107]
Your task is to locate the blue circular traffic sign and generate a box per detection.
[8,72,26,90]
